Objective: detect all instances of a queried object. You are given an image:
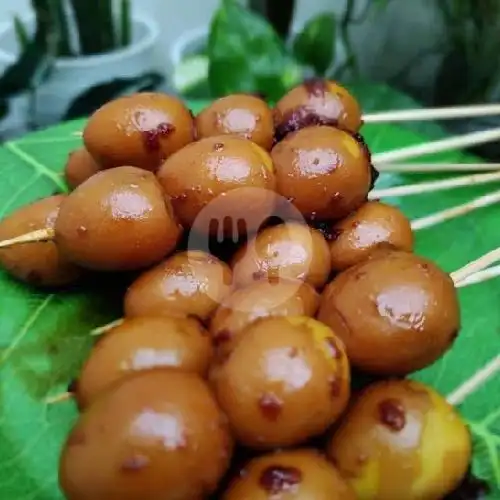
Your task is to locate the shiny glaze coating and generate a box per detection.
[196,94,275,150]
[318,250,460,375]
[0,195,81,287]
[271,126,372,220]
[75,316,213,409]
[64,148,101,190]
[223,449,356,499]
[329,201,414,271]
[274,79,362,139]
[157,135,277,236]
[59,370,233,500]
[83,92,194,172]
[231,222,331,289]
[211,316,350,449]
[124,250,233,322]
[327,380,471,500]
[55,166,181,271]
[210,280,319,358]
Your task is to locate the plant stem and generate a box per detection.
[70,0,116,55]
[249,0,295,40]
[13,16,30,50]
[336,0,360,79]
[119,0,131,47]
[53,0,73,56]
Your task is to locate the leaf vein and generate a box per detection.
[0,295,55,366]
[0,174,41,218]
[3,143,67,193]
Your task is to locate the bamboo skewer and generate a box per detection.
[455,264,500,289]
[369,171,500,199]
[377,162,500,174]
[364,103,500,124]
[90,318,124,336]
[451,247,500,284]
[410,189,500,230]
[0,228,54,249]
[45,392,73,405]
[446,354,500,406]
[372,127,500,165]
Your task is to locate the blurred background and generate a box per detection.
[0,0,499,154]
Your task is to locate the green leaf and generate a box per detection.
[13,16,30,50]
[292,13,336,76]
[207,0,302,101]
[0,93,499,498]
[248,0,296,40]
[119,0,131,47]
[0,27,54,99]
[63,73,164,120]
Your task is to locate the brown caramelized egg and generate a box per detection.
[210,280,319,358]
[211,316,350,449]
[157,135,277,236]
[329,200,414,271]
[223,449,356,499]
[55,166,181,271]
[327,379,471,500]
[271,126,372,220]
[83,92,194,172]
[0,195,81,287]
[74,316,212,409]
[64,148,101,190]
[59,370,233,500]
[274,79,363,140]
[318,250,460,375]
[231,222,331,289]
[124,250,233,322]
[196,94,274,150]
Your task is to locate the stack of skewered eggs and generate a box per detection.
[0,80,473,500]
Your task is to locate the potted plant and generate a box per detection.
[170,0,397,102]
[0,0,163,136]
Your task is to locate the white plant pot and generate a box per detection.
[0,16,161,133]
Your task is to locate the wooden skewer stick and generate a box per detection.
[410,189,500,230]
[90,318,124,336]
[377,162,500,174]
[364,103,500,124]
[0,228,54,249]
[369,171,500,199]
[455,264,500,289]
[446,354,500,406]
[45,392,73,405]
[451,247,500,284]
[372,127,500,165]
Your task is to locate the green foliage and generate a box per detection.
[293,13,336,76]
[0,0,153,129]
[248,0,296,40]
[0,0,58,118]
[0,93,499,498]
[179,0,388,100]
[208,0,302,101]
[434,0,500,105]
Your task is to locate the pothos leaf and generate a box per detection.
[0,97,499,499]
[292,13,336,76]
[207,0,302,101]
